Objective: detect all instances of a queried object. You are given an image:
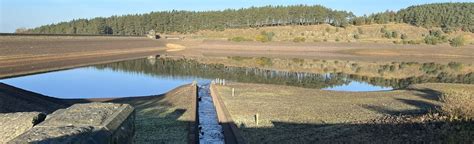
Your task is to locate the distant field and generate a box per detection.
[0,36,166,78]
[214,82,474,143]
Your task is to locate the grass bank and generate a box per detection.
[111,84,197,143]
[214,82,473,143]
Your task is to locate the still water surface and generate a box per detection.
[0,58,400,98]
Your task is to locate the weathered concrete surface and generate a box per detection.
[0,112,46,143]
[9,103,135,144]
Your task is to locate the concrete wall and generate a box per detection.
[0,112,46,143]
[209,84,247,144]
[9,103,135,144]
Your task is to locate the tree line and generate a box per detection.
[24,3,473,35]
[352,3,473,32]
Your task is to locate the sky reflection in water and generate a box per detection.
[0,67,209,98]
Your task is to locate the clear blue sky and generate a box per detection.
[0,0,471,32]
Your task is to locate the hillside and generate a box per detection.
[193,23,474,45]
[26,5,353,35]
[24,3,473,35]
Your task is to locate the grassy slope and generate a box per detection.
[111,84,196,143]
[193,23,474,44]
[214,82,474,143]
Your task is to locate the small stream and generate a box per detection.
[198,83,224,143]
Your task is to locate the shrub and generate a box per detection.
[291,58,304,63]
[255,31,275,42]
[357,27,364,34]
[380,27,387,33]
[335,38,340,42]
[389,65,396,72]
[442,26,455,33]
[353,34,360,39]
[449,35,465,47]
[424,30,448,45]
[439,90,474,121]
[228,56,251,61]
[391,31,399,38]
[400,33,408,40]
[424,35,441,45]
[293,37,306,43]
[407,40,421,45]
[355,67,362,73]
[229,36,251,42]
[383,31,392,38]
[325,27,331,32]
[447,62,463,70]
[256,57,273,66]
[420,62,441,74]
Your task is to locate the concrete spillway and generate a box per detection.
[198,83,224,143]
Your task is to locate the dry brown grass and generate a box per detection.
[440,90,474,120]
[111,84,196,143]
[215,83,473,143]
[193,23,474,44]
[216,83,439,127]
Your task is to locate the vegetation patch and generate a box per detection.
[424,30,448,45]
[292,37,306,43]
[229,36,252,42]
[255,31,275,42]
[228,56,252,61]
[449,35,465,47]
[439,90,473,121]
[255,57,273,66]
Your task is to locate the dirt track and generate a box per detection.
[0,36,167,78]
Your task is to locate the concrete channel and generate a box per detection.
[198,83,225,143]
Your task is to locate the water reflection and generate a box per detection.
[96,58,473,89]
[1,58,472,98]
[0,66,209,98]
[323,81,392,92]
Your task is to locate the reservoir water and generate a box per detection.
[1,58,468,98]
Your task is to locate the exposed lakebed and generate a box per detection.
[0,58,470,98]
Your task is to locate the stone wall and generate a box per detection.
[9,103,135,144]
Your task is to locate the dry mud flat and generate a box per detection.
[0,36,167,78]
